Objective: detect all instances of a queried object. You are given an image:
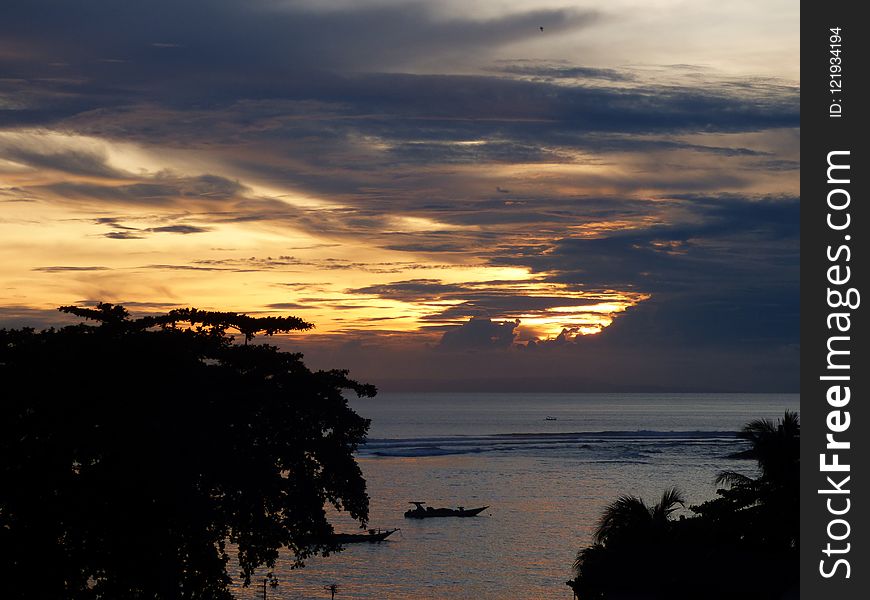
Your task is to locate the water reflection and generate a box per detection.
[230,393,798,599]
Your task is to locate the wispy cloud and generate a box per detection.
[32,265,111,272]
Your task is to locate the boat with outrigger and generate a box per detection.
[404,501,489,519]
[328,528,399,544]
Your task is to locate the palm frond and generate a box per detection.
[593,494,650,544]
[715,470,755,488]
[573,543,607,571]
[781,411,800,436]
[653,486,685,520]
[739,418,778,443]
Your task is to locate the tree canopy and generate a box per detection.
[0,304,375,599]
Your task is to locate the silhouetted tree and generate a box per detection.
[592,487,684,547]
[568,413,800,600]
[694,411,800,550]
[570,488,684,599]
[0,304,375,599]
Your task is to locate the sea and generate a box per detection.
[231,392,799,600]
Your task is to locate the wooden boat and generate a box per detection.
[329,528,399,544]
[404,501,489,519]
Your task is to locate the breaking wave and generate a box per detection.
[358,430,743,458]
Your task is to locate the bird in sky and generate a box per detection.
[539,26,544,32]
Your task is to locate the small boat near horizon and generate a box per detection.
[404,502,489,519]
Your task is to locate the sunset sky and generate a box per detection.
[1,0,799,391]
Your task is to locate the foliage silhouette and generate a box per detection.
[695,411,800,550]
[59,303,314,344]
[0,304,374,599]
[568,412,799,600]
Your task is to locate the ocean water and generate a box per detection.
[232,393,799,600]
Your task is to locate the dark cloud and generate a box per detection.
[0,186,37,203]
[316,190,799,388]
[439,317,519,350]
[382,240,471,253]
[265,302,309,310]
[40,174,245,206]
[507,195,800,292]
[292,323,798,392]
[384,140,567,165]
[491,61,637,82]
[0,145,121,178]
[350,279,467,301]
[1,0,798,271]
[146,225,211,234]
[473,194,801,353]
[92,218,210,239]
[94,217,138,230]
[1,0,796,144]
[349,278,616,323]
[103,231,145,239]
[138,264,243,272]
[594,287,799,350]
[32,265,111,272]
[1,1,799,391]
[566,135,772,158]
[192,256,459,274]
[1,1,597,79]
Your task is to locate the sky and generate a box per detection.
[0,0,799,391]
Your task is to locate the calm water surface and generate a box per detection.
[232,393,799,600]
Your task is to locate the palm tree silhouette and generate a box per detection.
[570,488,685,598]
[592,487,685,547]
[713,411,799,549]
[717,411,799,493]
[570,413,800,599]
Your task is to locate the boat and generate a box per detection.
[544,416,558,421]
[328,528,399,544]
[404,501,489,519]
